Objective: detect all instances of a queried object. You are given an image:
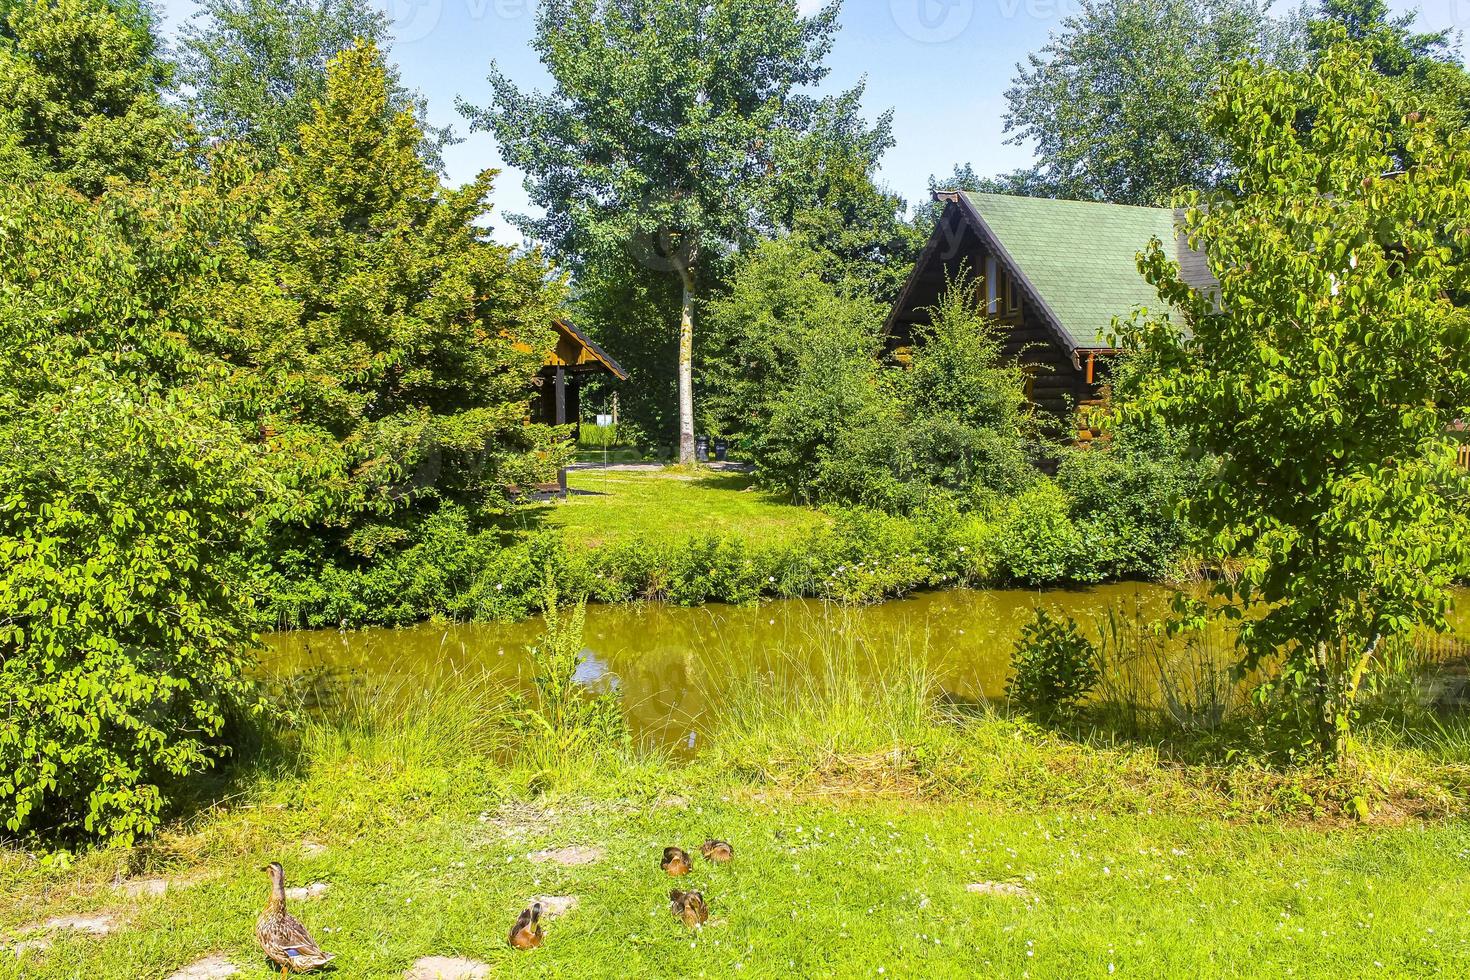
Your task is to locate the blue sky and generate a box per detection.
[155,0,1469,243]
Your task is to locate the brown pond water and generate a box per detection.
[262,585,1470,751]
[261,584,1185,750]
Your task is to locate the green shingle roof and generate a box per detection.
[960,191,1182,350]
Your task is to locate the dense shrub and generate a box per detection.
[1007,608,1102,721]
[261,497,1116,629]
[984,482,1099,586]
[890,282,1036,499]
[702,236,892,500]
[0,374,264,843]
[1056,354,1207,580]
[704,243,1035,512]
[0,165,276,844]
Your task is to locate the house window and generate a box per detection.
[1007,277,1021,313]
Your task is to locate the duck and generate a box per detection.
[508,902,543,950]
[700,839,734,864]
[255,862,335,977]
[661,846,692,876]
[669,889,710,928]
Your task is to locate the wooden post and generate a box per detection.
[555,366,568,496]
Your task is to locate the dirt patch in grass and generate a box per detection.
[967,881,1030,899]
[404,955,491,979]
[527,845,603,867]
[165,954,240,979]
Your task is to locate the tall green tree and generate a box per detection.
[178,0,452,167]
[1003,0,1296,204]
[1118,44,1470,761]
[1307,0,1470,133]
[463,0,845,463]
[243,41,566,560]
[0,0,179,194]
[758,84,924,303]
[702,234,887,485]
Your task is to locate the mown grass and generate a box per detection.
[7,787,1470,978]
[531,468,829,548]
[5,620,1470,977]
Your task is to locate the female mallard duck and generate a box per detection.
[661,846,692,876]
[700,840,734,864]
[256,862,334,977]
[669,889,709,928]
[508,902,543,950]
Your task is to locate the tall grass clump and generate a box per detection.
[698,607,939,789]
[257,667,516,832]
[1086,600,1240,741]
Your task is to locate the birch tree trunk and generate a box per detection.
[677,266,696,465]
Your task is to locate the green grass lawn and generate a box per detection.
[532,467,829,548]
[6,788,1469,978]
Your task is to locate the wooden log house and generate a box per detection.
[886,191,1217,440]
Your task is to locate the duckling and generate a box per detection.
[255,862,335,977]
[508,902,543,950]
[669,889,710,928]
[661,846,692,876]
[700,839,734,864]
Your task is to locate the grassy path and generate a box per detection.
[6,790,1469,978]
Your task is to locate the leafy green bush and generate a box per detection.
[1007,609,1101,722]
[1055,354,1206,580]
[703,236,893,502]
[0,375,264,844]
[262,495,1122,630]
[984,482,1099,586]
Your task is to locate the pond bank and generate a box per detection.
[262,583,1470,754]
[9,601,1470,976]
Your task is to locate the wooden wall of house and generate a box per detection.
[888,209,1093,429]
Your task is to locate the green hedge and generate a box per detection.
[259,495,1166,630]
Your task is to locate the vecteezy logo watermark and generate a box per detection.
[384,0,443,44]
[890,0,975,43]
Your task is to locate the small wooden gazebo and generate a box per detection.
[532,319,628,492]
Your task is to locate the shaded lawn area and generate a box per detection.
[531,467,829,548]
[6,791,1470,978]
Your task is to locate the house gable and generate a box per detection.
[888,192,1216,357]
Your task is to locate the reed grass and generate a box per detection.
[696,607,938,786]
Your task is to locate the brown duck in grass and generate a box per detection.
[256,862,335,977]
[669,889,710,928]
[661,846,692,876]
[508,902,543,950]
[700,839,734,864]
